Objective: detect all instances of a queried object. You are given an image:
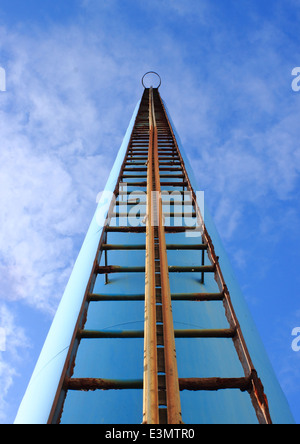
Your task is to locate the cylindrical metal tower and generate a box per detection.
[15,78,294,424]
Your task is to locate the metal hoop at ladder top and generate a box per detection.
[142,72,162,89]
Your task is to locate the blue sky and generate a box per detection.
[0,0,300,424]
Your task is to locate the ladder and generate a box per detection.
[48,87,272,425]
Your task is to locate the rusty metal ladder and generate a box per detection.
[143,87,182,424]
[48,87,272,425]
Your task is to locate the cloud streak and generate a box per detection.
[0,304,30,423]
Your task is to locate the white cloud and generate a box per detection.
[0,360,17,423]
[0,304,30,423]
[0,140,77,312]
[213,198,242,241]
[0,24,121,314]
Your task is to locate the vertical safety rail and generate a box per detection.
[152,89,183,425]
[143,88,159,424]
[143,88,183,424]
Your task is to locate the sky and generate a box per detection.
[0,0,300,424]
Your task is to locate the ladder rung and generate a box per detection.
[118,191,147,195]
[166,244,207,250]
[160,174,185,178]
[121,181,188,187]
[128,148,148,151]
[159,167,182,171]
[121,175,148,179]
[105,226,146,232]
[66,378,143,391]
[171,292,224,301]
[115,202,146,206]
[129,150,176,154]
[157,190,190,195]
[124,162,148,166]
[102,244,146,250]
[159,162,181,165]
[164,212,197,217]
[168,265,216,273]
[97,265,214,274]
[111,212,196,218]
[122,182,147,187]
[88,292,224,302]
[66,376,251,392]
[105,226,193,233]
[104,226,199,234]
[97,265,145,274]
[123,167,147,171]
[168,226,199,233]
[78,328,236,339]
[79,330,144,339]
[179,376,251,392]
[157,157,180,161]
[127,155,148,158]
[101,244,207,251]
[175,328,236,338]
[88,294,145,301]
[122,174,185,179]
[162,201,191,205]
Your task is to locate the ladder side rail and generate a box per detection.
[151,89,183,425]
[143,88,159,424]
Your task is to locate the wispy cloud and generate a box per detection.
[0,24,124,314]
[0,304,30,423]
